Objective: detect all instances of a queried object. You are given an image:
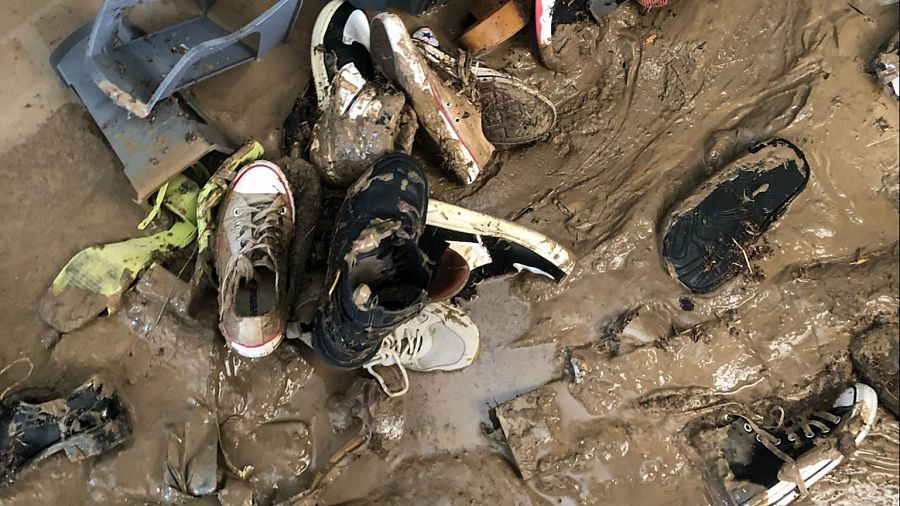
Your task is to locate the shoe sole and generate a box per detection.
[426,199,575,280]
[745,383,879,506]
[661,139,810,294]
[228,331,285,358]
[311,0,349,109]
[370,13,493,184]
[414,41,557,145]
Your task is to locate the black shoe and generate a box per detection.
[313,154,432,368]
[0,377,131,488]
[311,0,374,110]
[718,384,877,505]
[662,138,810,294]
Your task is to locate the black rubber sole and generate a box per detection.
[662,138,810,293]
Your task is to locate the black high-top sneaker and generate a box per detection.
[721,383,878,506]
[313,154,432,368]
[662,138,810,294]
[0,376,131,488]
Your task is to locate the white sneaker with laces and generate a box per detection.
[364,302,480,397]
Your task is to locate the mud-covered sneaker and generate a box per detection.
[422,199,575,283]
[412,28,556,146]
[311,0,373,110]
[370,13,495,184]
[215,161,295,358]
[722,384,878,506]
[0,376,131,488]
[313,153,432,369]
[364,302,481,396]
[535,0,591,70]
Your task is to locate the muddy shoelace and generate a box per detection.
[363,327,427,397]
[728,407,843,498]
[219,197,288,320]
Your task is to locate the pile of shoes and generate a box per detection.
[208,0,576,396]
[212,151,574,395]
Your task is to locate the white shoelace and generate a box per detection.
[363,328,426,397]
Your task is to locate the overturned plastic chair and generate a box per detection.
[86,0,302,118]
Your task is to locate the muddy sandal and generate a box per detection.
[0,376,131,488]
[661,138,810,293]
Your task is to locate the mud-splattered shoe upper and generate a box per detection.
[313,153,432,368]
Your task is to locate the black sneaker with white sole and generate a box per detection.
[311,0,374,110]
[661,138,810,294]
[313,154,432,369]
[721,383,878,506]
[421,199,575,283]
[0,376,131,488]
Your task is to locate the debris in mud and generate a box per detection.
[164,413,221,497]
[495,384,563,479]
[0,376,131,489]
[39,173,201,333]
[457,0,529,53]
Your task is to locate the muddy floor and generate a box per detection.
[0,0,898,504]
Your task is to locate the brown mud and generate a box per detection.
[0,0,898,505]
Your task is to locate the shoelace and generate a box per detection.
[364,328,427,398]
[728,407,843,498]
[218,199,287,320]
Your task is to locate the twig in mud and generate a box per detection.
[846,3,866,16]
[732,238,753,275]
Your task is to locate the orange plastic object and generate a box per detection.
[458,0,529,53]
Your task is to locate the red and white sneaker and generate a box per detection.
[370,13,495,184]
[214,161,295,358]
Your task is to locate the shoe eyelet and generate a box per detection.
[788,434,797,442]
[821,427,830,433]
[280,207,287,215]
[774,439,781,445]
[743,423,753,433]
[755,435,762,443]
[805,433,813,439]
[233,209,241,216]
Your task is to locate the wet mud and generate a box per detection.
[0,0,898,504]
